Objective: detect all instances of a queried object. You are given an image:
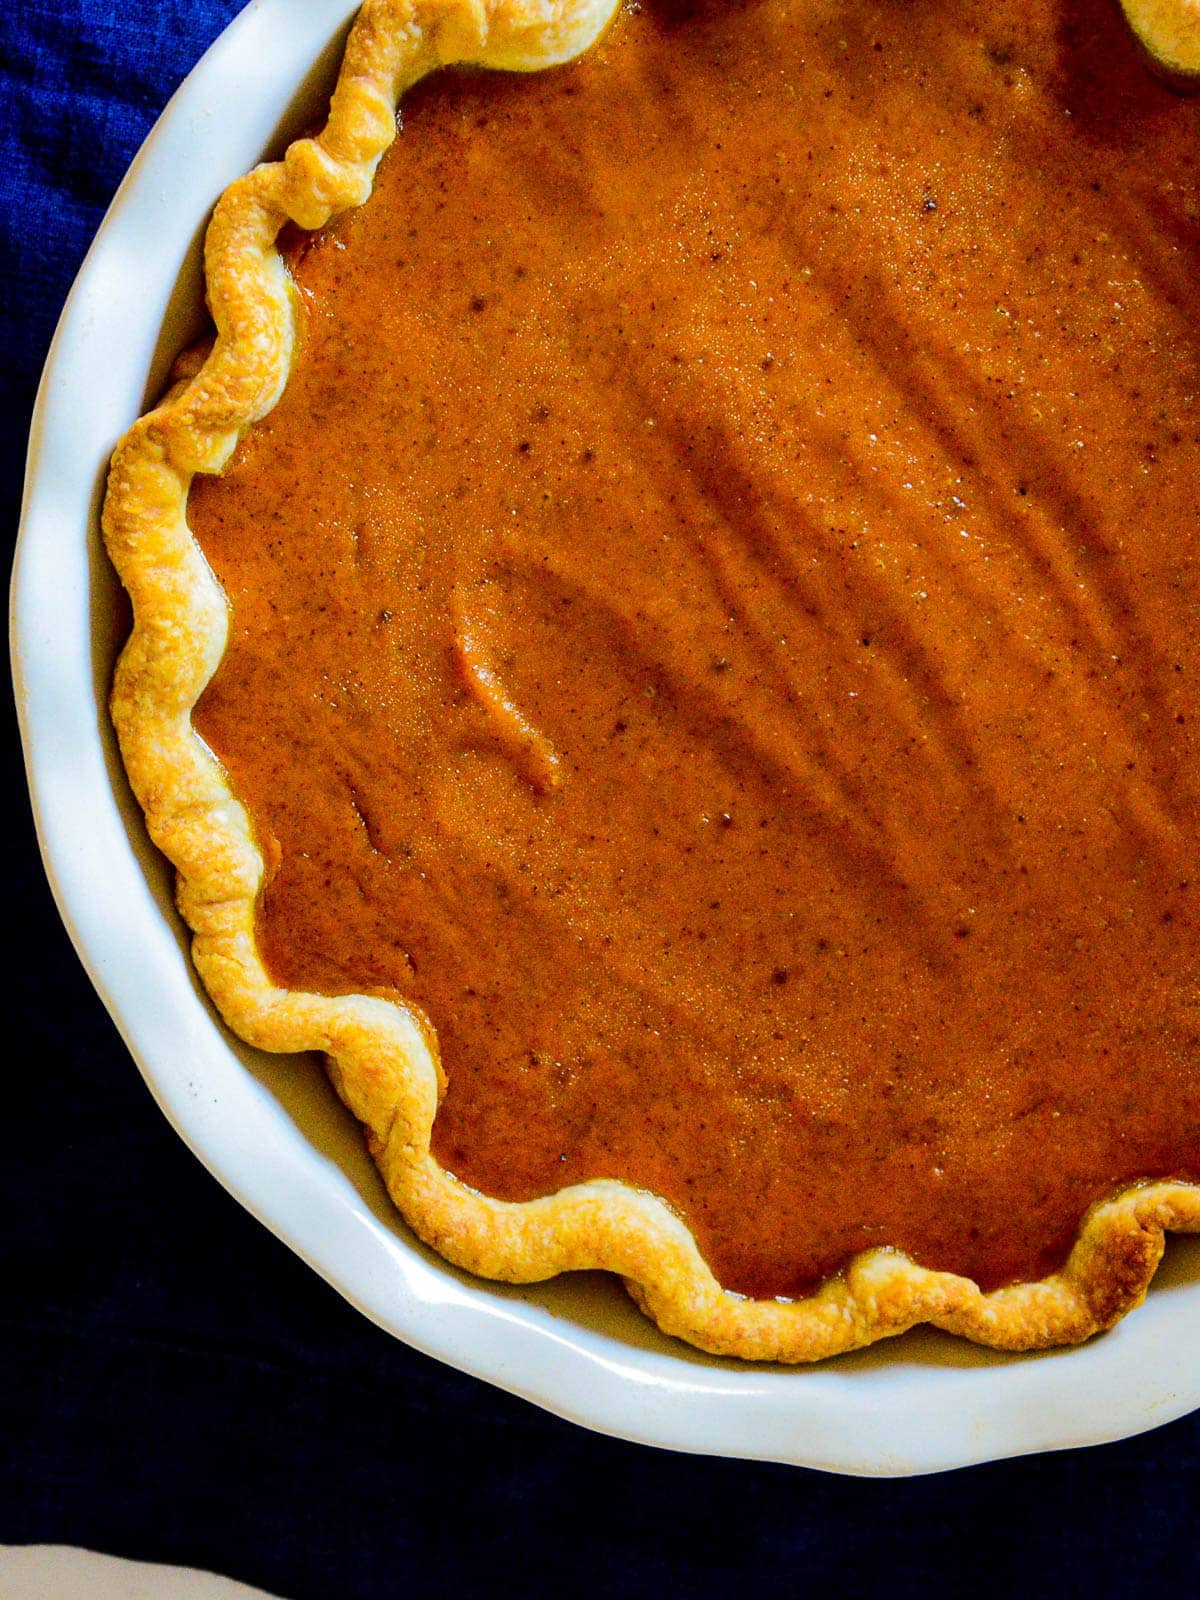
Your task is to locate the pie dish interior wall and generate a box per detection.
[12,0,1200,1472]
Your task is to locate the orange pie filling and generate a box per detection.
[188,0,1200,1300]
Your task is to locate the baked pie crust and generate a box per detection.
[104,0,1200,1362]
[1120,0,1200,82]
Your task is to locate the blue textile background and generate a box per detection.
[2,5,1198,1597]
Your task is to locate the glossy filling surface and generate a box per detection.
[190,0,1200,1298]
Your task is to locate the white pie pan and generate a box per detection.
[12,0,1200,1475]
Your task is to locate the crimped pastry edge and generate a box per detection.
[102,0,1200,1363]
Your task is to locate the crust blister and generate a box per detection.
[1120,0,1200,85]
[104,0,1200,1363]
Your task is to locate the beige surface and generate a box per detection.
[0,1547,277,1600]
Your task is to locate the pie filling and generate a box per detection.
[189,0,1200,1300]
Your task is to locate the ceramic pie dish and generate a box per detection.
[13,0,1200,1470]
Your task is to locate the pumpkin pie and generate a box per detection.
[104,0,1200,1360]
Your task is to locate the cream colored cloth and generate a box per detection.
[0,1546,279,1599]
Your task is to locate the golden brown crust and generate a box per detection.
[103,0,1200,1363]
[1120,0,1200,85]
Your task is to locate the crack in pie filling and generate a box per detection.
[106,0,1200,1358]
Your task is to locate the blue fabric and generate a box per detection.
[3,5,1199,1597]
[0,2,242,513]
